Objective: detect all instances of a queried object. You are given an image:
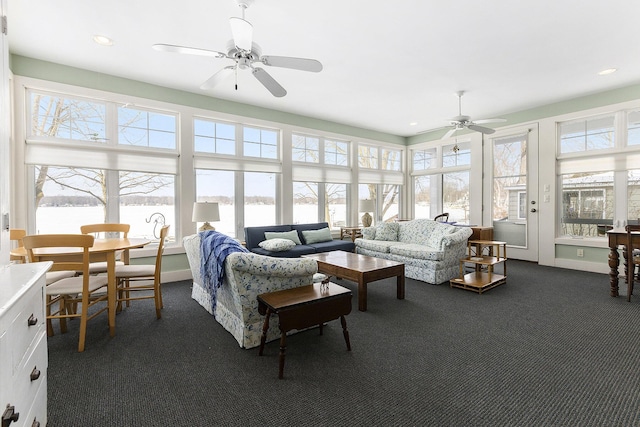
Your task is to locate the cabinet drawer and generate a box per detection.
[7,284,45,375]
[10,332,47,424]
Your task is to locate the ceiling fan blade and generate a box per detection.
[229,17,253,51]
[474,118,507,124]
[468,124,496,134]
[261,56,323,72]
[443,127,459,139]
[252,67,286,97]
[152,43,226,58]
[200,66,235,90]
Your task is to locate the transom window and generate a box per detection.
[244,127,278,159]
[559,115,615,154]
[324,139,349,166]
[412,148,437,171]
[292,134,319,163]
[194,118,235,154]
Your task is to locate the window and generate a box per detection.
[325,140,348,166]
[443,171,469,223]
[628,111,640,146]
[560,172,612,237]
[414,175,432,219]
[326,183,347,228]
[194,119,235,154]
[358,144,378,169]
[30,92,106,142]
[628,170,640,220]
[412,148,436,171]
[559,115,615,154]
[244,172,276,227]
[443,142,471,167]
[381,185,400,222]
[196,169,235,237]
[118,106,176,149]
[518,192,527,220]
[381,148,401,171]
[34,166,176,239]
[244,126,278,159]
[293,182,318,224]
[292,134,319,163]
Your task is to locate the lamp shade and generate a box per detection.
[192,202,220,222]
[359,199,375,212]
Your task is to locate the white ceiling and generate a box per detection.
[8,0,640,138]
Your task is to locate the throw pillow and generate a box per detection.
[264,230,302,245]
[374,222,399,241]
[258,238,296,252]
[301,227,333,244]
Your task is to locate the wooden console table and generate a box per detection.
[340,226,363,242]
[257,282,352,379]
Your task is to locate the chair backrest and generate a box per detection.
[10,228,26,246]
[22,234,95,276]
[154,225,171,279]
[80,223,129,239]
[434,213,449,223]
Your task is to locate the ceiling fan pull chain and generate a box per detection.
[235,66,238,90]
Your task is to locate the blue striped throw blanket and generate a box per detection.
[200,230,249,313]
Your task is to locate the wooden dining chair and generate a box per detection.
[112,225,170,319]
[626,224,640,302]
[23,234,109,352]
[9,228,26,263]
[80,223,130,273]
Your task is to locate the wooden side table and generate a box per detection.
[340,226,363,242]
[257,282,352,379]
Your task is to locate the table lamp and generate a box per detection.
[359,199,375,227]
[192,202,220,231]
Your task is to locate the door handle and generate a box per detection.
[530,208,537,213]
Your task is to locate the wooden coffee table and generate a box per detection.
[257,282,352,379]
[303,251,405,312]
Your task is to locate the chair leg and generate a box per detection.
[629,274,635,303]
[78,300,89,353]
[155,281,162,319]
[59,298,68,334]
[46,296,54,337]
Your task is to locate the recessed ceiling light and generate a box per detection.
[598,68,617,76]
[92,35,114,46]
[409,122,418,126]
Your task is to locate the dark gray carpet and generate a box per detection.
[46,260,640,426]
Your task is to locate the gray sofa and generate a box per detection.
[244,222,354,257]
[355,219,473,284]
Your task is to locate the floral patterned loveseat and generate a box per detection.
[354,219,473,284]
[183,233,318,349]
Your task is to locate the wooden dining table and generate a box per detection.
[606,229,640,297]
[11,237,151,337]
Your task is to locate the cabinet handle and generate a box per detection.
[1,405,19,427]
[30,367,41,382]
[27,314,38,326]
[31,418,41,427]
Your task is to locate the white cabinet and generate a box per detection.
[0,262,51,427]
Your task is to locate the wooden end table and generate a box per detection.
[303,251,405,312]
[257,282,352,379]
[340,226,363,242]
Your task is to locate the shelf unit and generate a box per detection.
[450,240,507,294]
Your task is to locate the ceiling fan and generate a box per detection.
[441,91,506,139]
[152,0,322,98]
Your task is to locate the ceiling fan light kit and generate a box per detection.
[152,0,322,97]
[438,91,506,139]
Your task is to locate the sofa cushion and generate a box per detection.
[265,230,302,245]
[251,245,317,258]
[308,239,355,253]
[244,224,292,250]
[355,239,403,253]
[389,243,444,261]
[258,238,296,252]
[374,222,399,241]
[425,222,456,249]
[301,227,332,244]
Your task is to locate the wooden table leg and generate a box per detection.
[609,243,619,297]
[258,308,271,356]
[106,251,116,337]
[341,315,351,351]
[278,332,287,379]
[358,280,367,312]
[397,272,405,300]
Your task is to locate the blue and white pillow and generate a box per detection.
[258,238,297,252]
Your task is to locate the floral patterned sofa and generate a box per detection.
[354,219,473,284]
[183,233,319,349]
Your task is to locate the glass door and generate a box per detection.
[485,126,539,261]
